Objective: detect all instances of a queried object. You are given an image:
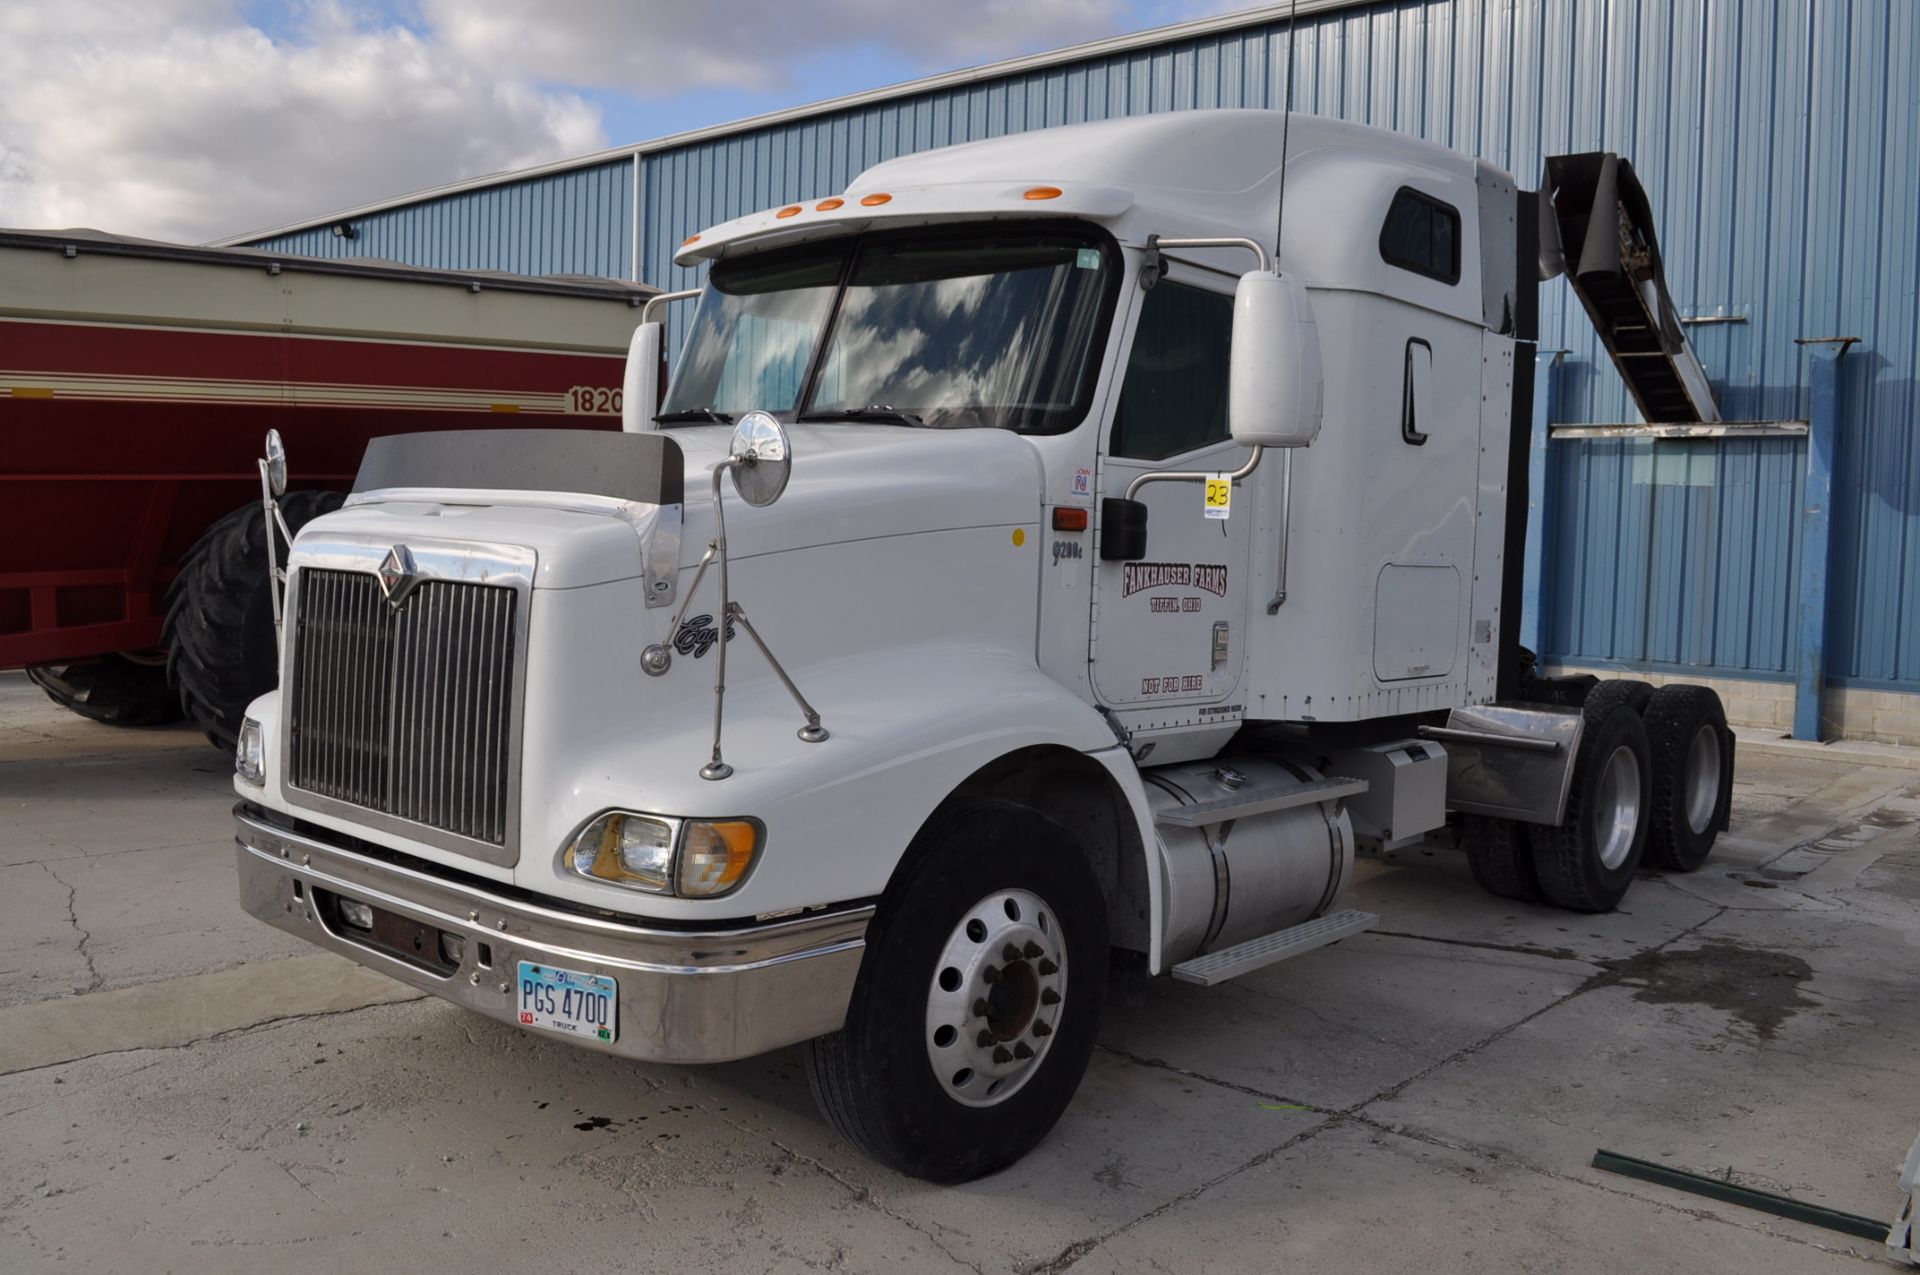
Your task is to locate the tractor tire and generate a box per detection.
[26,652,184,727]
[1459,813,1543,903]
[1529,680,1654,912]
[1641,685,1735,872]
[806,800,1107,1182]
[163,491,343,752]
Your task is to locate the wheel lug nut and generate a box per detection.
[977,1029,994,1048]
[1031,1020,1052,1038]
[1002,943,1022,963]
[992,1046,1013,1064]
[1040,988,1060,1006]
[1013,1042,1034,1060]
[973,997,989,1017]
[1023,941,1043,958]
[1037,958,1058,976]
[982,965,1001,984]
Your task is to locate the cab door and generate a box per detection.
[1090,272,1252,710]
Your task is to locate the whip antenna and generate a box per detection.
[1274,0,1301,266]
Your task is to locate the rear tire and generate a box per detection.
[1641,685,1734,872]
[1459,814,1543,903]
[163,491,342,752]
[806,800,1107,1182]
[26,652,183,727]
[1530,680,1653,912]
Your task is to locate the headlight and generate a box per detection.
[236,717,265,786]
[565,812,677,892]
[562,812,761,897]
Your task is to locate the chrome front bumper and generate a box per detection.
[234,804,871,1064]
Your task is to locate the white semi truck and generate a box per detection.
[233,110,1735,1181]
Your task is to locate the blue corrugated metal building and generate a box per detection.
[229,0,1920,740]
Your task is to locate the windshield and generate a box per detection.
[660,226,1116,432]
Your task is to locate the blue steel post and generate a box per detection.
[1519,350,1564,658]
[1793,344,1852,741]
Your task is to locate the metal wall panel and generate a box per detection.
[251,158,634,280]
[244,0,1919,688]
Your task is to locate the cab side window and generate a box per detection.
[1109,280,1234,460]
[1379,187,1461,285]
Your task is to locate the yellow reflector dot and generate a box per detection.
[1012,528,1026,547]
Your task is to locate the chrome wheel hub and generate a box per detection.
[924,888,1066,1108]
[1594,743,1643,870]
[1684,724,1721,835]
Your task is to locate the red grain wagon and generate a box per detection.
[1,229,650,747]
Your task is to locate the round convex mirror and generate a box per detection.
[263,429,288,497]
[728,410,791,507]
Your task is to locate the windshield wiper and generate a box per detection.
[798,404,926,426]
[654,406,735,424]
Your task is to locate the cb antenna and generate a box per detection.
[1274,0,1302,268]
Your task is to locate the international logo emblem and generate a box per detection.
[377,544,419,608]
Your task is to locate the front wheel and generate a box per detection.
[806,800,1107,1182]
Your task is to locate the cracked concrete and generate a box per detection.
[3,670,1919,1273]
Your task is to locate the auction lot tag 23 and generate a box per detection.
[1204,475,1231,520]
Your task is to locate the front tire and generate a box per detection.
[163,491,343,751]
[806,800,1108,1182]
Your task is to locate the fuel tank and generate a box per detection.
[1145,756,1354,967]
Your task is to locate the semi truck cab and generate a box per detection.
[233,110,1736,1182]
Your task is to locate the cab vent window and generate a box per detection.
[1379,188,1461,285]
[1110,281,1234,461]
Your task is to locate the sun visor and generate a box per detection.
[352,430,685,506]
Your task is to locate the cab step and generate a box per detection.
[1154,776,1368,829]
[1169,909,1379,986]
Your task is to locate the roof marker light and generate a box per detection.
[775,205,802,219]
[859,193,892,206]
[682,234,700,246]
[816,197,845,211]
[1023,186,1064,201]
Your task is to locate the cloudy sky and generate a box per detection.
[0,0,1248,245]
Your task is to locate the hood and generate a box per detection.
[669,422,1043,561]
[297,423,1044,591]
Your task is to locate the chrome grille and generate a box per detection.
[288,568,518,848]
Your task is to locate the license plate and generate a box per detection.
[516,961,617,1043]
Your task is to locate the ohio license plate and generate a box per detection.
[516,961,617,1043]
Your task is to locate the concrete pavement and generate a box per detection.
[2,670,1917,1272]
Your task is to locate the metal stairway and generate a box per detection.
[1539,151,1719,424]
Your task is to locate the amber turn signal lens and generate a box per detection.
[859,192,892,206]
[678,820,760,897]
[775,204,802,219]
[816,197,845,211]
[1052,507,1089,532]
[1023,185,1064,200]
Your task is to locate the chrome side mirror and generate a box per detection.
[728,410,791,507]
[263,429,288,496]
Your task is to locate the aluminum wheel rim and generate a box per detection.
[1593,744,1643,870]
[1684,724,1721,836]
[924,888,1066,1109]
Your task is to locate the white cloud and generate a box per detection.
[0,0,605,243]
[0,0,1143,245]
